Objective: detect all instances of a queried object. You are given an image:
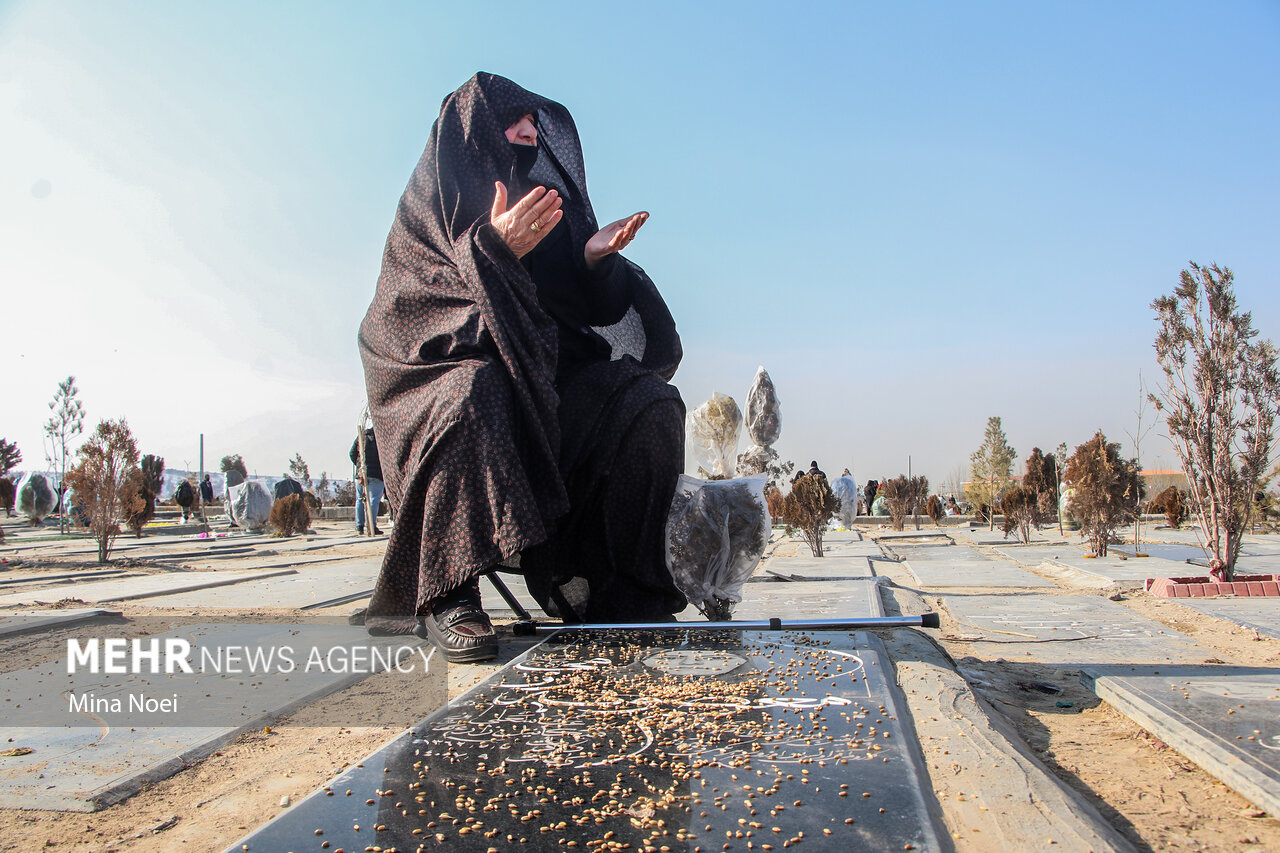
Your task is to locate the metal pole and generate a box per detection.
[197,433,210,535]
[512,613,940,636]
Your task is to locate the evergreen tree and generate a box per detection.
[44,376,85,533]
[288,453,311,490]
[0,439,21,478]
[968,416,1017,530]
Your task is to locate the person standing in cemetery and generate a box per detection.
[199,474,214,505]
[349,427,384,536]
[358,73,686,661]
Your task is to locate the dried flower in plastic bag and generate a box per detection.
[665,474,770,620]
[744,366,781,447]
[687,392,742,480]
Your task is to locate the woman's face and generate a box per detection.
[505,114,537,146]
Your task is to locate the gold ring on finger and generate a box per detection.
[530,220,541,232]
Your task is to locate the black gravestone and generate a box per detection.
[228,629,944,852]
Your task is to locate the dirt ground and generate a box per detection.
[0,521,1278,851]
[928,538,1280,853]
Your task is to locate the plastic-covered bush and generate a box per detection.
[17,472,56,523]
[744,366,781,447]
[687,393,742,480]
[832,475,858,528]
[665,474,770,620]
[227,480,272,531]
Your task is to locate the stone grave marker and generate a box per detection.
[943,594,1208,665]
[226,629,944,852]
[899,545,1052,588]
[1081,663,1280,816]
[1174,598,1280,640]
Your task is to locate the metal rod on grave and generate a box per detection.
[512,613,941,636]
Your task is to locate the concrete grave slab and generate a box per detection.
[944,593,1208,665]
[138,559,381,609]
[0,608,124,638]
[992,544,1187,584]
[814,537,885,558]
[955,528,1053,546]
[818,529,865,542]
[761,555,875,580]
[0,569,296,607]
[900,545,1053,588]
[0,569,128,587]
[0,624,436,811]
[1112,543,1208,562]
[226,629,945,852]
[1174,598,1280,640]
[1081,663,1280,816]
[736,578,885,619]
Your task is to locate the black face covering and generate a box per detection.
[507,141,539,195]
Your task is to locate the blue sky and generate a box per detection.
[2,1,1278,489]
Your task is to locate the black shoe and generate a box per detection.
[356,525,364,535]
[372,526,383,535]
[420,583,497,663]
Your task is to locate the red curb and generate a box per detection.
[1146,573,1279,597]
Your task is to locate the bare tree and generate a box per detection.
[1052,441,1069,534]
[44,376,85,533]
[63,419,139,563]
[1124,371,1155,555]
[1151,262,1280,581]
[944,464,968,506]
[968,417,1017,530]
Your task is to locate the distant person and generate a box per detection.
[174,479,196,521]
[199,474,214,505]
[808,460,826,479]
[350,428,384,536]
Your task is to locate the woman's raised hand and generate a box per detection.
[490,182,563,258]
[584,212,649,270]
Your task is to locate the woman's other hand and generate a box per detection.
[490,182,562,258]
[585,212,649,270]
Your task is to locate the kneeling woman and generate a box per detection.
[358,73,687,661]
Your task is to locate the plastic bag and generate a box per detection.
[744,366,782,447]
[665,473,770,620]
[227,480,272,531]
[687,392,742,479]
[832,475,857,528]
[17,472,57,523]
